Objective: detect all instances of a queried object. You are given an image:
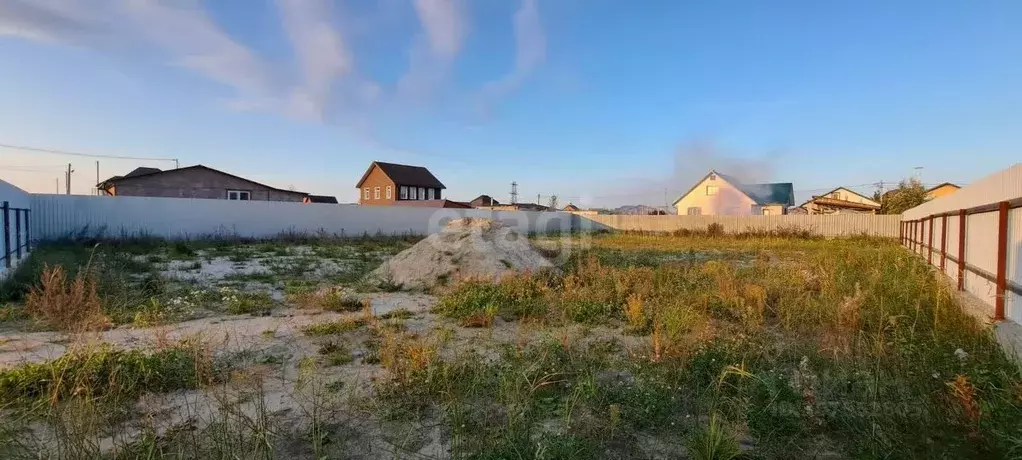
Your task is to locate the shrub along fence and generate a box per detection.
[901,164,1022,323]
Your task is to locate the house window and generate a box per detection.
[400,186,408,200]
[706,185,718,196]
[435,188,441,200]
[364,188,370,200]
[762,208,772,216]
[386,186,392,200]
[227,190,251,201]
[418,187,426,200]
[687,207,702,215]
[409,187,417,200]
[374,187,380,199]
[426,188,433,200]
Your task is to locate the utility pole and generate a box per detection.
[537,194,541,206]
[95,161,99,196]
[56,178,59,194]
[664,188,668,213]
[510,181,518,204]
[913,167,923,181]
[65,163,74,195]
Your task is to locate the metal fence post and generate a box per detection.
[2,201,9,269]
[995,201,1009,321]
[927,215,934,265]
[25,209,30,252]
[14,209,21,260]
[957,209,966,291]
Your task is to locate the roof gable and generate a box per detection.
[98,165,307,195]
[816,186,879,206]
[672,170,794,207]
[926,182,960,192]
[355,161,445,189]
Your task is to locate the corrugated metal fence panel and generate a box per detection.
[903,163,1022,220]
[1010,208,1021,323]
[583,214,900,237]
[29,194,579,240]
[966,212,1000,309]
[944,214,961,280]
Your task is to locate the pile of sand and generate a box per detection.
[366,218,555,290]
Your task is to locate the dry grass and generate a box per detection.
[24,265,108,331]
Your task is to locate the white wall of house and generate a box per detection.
[674,175,756,216]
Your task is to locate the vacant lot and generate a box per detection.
[0,232,1019,459]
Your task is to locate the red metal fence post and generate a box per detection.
[957,209,966,291]
[927,215,934,264]
[918,219,923,253]
[995,201,1009,321]
[940,214,947,271]
[899,221,904,246]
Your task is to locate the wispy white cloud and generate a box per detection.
[398,0,468,101]
[276,0,353,120]
[477,0,546,115]
[413,0,466,59]
[0,0,546,131]
[0,0,105,43]
[0,0,276,101]
[123,0,276,97]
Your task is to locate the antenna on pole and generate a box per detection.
[510,181,518,204]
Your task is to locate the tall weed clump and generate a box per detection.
[25,265,107,331]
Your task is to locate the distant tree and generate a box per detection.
[547,195,559,210]
[881,178,928,214]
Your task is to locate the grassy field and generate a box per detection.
[0,233,1019,459]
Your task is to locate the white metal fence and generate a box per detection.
[29,194,585,241]
[585,214,901,237]
[901,164,1022,323]
[0,180,31,279]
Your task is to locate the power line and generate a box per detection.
[0,142,179,166]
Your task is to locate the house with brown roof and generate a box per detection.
[800,187,881,215]
[97,165,308,202]
[470,195,500,207]
[355,161,446,206]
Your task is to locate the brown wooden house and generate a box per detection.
[355,161,446,206]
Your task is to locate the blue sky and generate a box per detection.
[1,0,1020,207]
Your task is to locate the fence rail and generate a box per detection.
[1,201,31,270]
